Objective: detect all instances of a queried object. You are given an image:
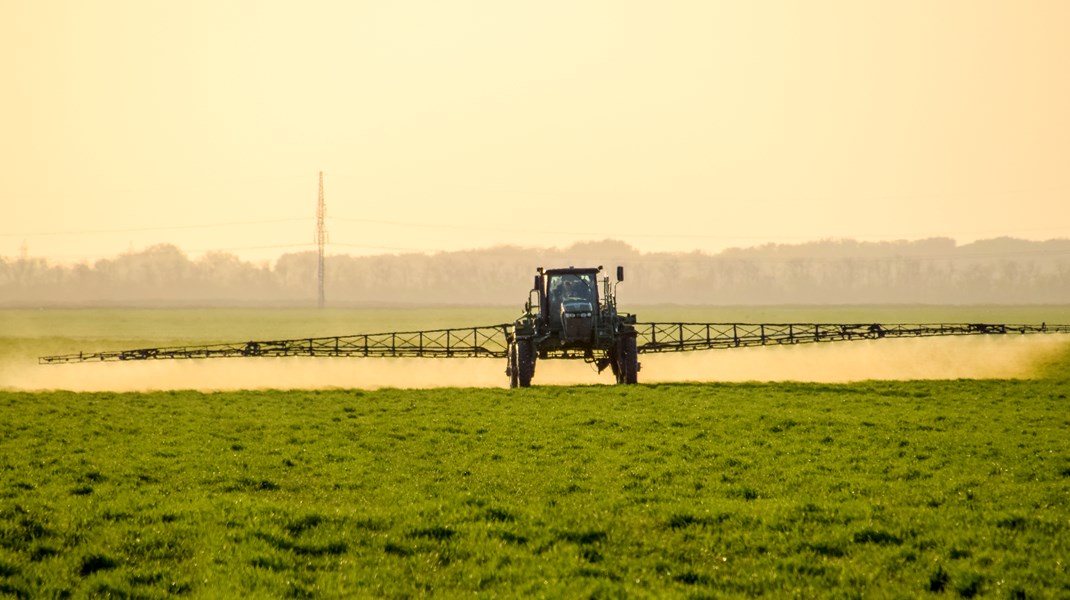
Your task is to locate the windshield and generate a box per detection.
[547,273,597,314]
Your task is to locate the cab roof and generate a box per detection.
[542,267,601,276]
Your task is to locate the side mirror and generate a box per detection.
[533,275,541,292]
[616,266,624,282]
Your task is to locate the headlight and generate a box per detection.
[564,312,593,318]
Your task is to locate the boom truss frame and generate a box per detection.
[635,322,1070,353]
[38,322,1070,365]
[39,325,513,364]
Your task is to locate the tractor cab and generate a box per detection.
[543,268,599,342]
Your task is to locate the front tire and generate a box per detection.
[516,338,536,387]
[508,342,519,388]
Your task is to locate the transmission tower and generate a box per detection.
[315,171,327,308]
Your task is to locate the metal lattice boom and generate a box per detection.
[636,322,1070,353]
[38,322,1070,365]
[38,324,513,364]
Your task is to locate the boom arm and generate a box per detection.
[38,324,513,364]
[635,322,1070,354]
[39,322,1069,365]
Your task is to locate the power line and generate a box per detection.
[186,243,315,254]
[326,215,1070,243]
[9,243,315,262]
[330,242,440,253]
[0,217,311,238]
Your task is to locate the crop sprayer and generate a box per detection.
[40,266,1070,387]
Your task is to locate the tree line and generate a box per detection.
[2,237,1068,306]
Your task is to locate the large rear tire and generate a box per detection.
[516,338,536,387]
[508,342,519,388]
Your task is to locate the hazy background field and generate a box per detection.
[5,306,1069,391]
[5,238,1070,307]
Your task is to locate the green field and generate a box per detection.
[3,377,1070,598]
[2,308,1070,597]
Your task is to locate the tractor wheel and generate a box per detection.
[618,334,638,385]
[516,338,536,387]
[508,342,519,388]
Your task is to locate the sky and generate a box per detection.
[2,0,1069,264]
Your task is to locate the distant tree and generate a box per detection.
[2,237,1068,306]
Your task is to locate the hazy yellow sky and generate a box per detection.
[3,0,1068,263]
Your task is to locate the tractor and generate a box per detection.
[506,266,638,387]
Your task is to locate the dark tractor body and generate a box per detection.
[506,266,638,387]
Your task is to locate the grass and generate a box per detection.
[2,369,1069,597]
[2,307,1069,596]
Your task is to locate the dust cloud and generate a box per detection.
[638,335,1068,384]
[4,336,1067,392]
